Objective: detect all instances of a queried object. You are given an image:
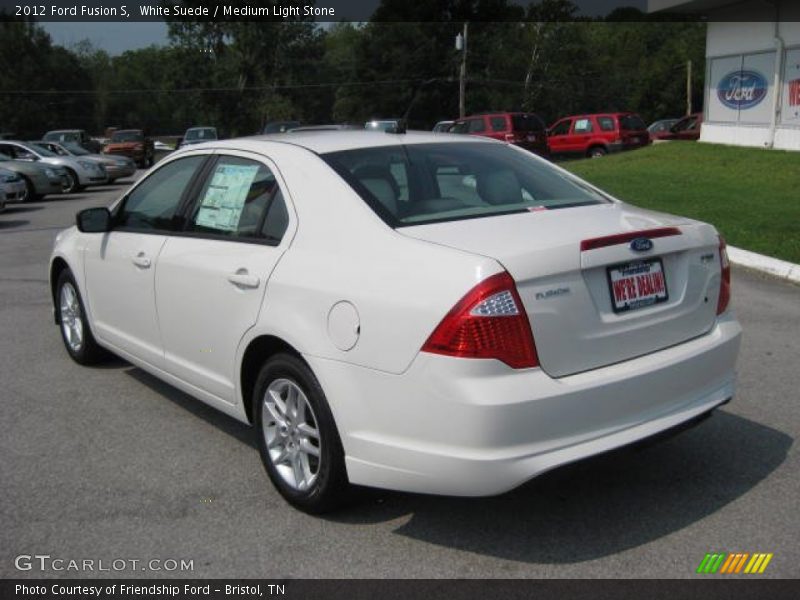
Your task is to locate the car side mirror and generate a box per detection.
[76,207,112,233]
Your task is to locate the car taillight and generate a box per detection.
[421,271,539,369]
[717,235,731,315]
[504,133,517,143]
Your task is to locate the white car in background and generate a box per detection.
[49,132,741,513]
[0,140,107,193]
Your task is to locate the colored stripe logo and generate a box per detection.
[696,552,773,574]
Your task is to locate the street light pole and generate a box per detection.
[456,23,468,119]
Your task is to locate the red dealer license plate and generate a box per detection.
[607,258,669,313]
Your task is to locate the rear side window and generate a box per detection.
[597,117,616,131]
[489,116,507,132]
[619,114,646,130]
[511,114,546,132]
[467,118,486,133]
[116,156,205,231]
[323,143,608,227]
[187,156,286,242]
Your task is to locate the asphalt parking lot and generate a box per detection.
[1,178,798,579]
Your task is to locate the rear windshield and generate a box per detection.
[112,131,144,142]
[511,114,546,132]
[322,142,608,227]
[185,128,217,141]
[619,115,646,131]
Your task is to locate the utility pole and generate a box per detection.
[686,59,693,116]
[456,23,468,118]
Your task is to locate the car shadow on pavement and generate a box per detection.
[0,219,30,229]
[329,411,792,564]
[124,366,256,449]
[1,205,43,215]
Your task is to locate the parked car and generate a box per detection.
[0,141,107,193]
[290,124,361,132]
[547,112,650,158]
[0,166,29,203]
[647,118,680,141]
[365,119,402,132]
[50,131,740,513]
[263,121,301,134]
[450,112,549,157]
[43,129,103,154]
[432,120,454,133]
[33,141,136,183]
[103,129,155,168]
[0,153,66,201]
[178,127,218,149]
[661,113,704,141]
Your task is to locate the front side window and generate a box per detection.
[549,119,572,136]
[187,156,286,242]
[116,155,205,231]
[324,142,608,227]
[573,118,594,133]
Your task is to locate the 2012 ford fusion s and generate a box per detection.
[49,132,741,513]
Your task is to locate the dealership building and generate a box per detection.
[649,0,800,151]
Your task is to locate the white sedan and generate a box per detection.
[49,131,741,513]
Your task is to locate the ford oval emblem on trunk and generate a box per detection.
[630,237,654,252]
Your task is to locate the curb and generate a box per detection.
[728,245,800,284]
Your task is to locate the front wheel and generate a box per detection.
[56,269,110,365]
[587,146,607,158]
[62,169,82,193]
[254,353,351,514]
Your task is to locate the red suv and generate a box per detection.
[450,112,549,157]
[547,112,650,158]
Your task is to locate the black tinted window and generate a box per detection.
[511,114,545,132]
[117,156,205,231]
[467,118,486,133]
[598,117,616,131]
[550,120,572,136]
[490,116,507,132]
[619,115,646,130]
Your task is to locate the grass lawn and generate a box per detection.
[563,142,800,264]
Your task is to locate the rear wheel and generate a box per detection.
[254,353,351,514]
[56,269,110,365]
[587,146,607,158]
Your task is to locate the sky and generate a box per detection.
[41,1,647,55]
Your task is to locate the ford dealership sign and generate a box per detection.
[717,70,768,110]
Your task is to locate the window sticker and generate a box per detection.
[195,163,260,232]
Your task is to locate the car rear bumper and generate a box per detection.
[306,312,742,496]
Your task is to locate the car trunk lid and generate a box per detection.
[400,203,722,377]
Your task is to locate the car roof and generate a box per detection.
[204,130,495,154]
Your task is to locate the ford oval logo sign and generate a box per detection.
[717,70,768,110]
[630,238,654,252]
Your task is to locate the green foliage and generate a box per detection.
[565,143,800,263]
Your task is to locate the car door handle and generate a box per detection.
[227,270,260,289]
[132,252,151,269]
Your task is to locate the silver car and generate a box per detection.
[0,153,66,201]
[0,167,28,203]
[0,141,107,193]
[34,141,136,183]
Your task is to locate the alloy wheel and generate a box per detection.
[59,282,83,352]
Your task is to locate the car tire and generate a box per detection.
[55,269,111,365]
[62,169,80,193]
[254,353,351,514]
[587,146,607,158]
[20,176,39,202]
